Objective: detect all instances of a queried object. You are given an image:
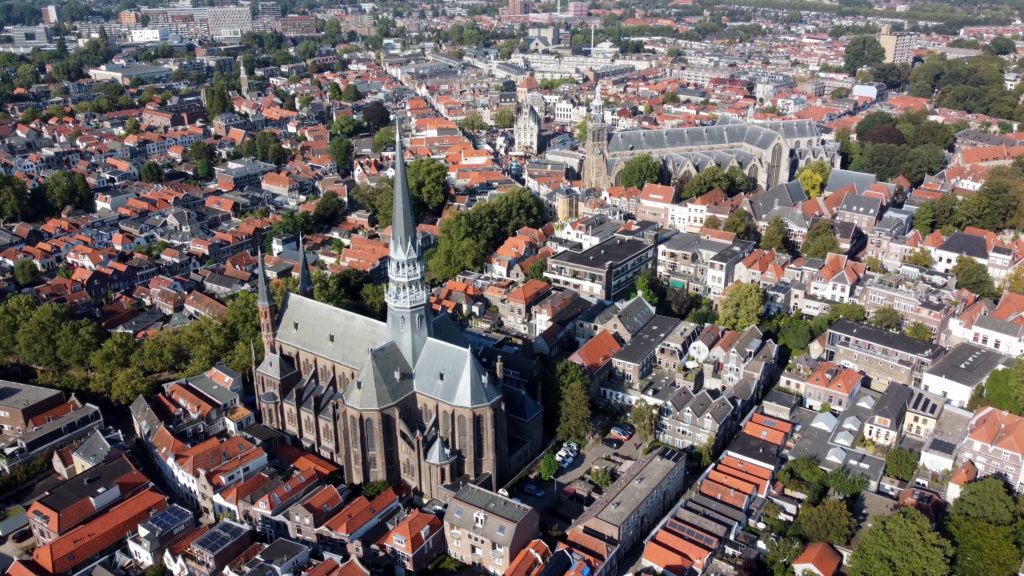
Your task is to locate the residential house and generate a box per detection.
[444,484,540,575]
[827,319,946,392]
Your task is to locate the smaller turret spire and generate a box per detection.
[256,247,271,309]
[297,233,313,298]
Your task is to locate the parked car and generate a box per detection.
[603,436,624,449]
[523,483,545,498]
[562,441,580,454]
[557,451,575,469]
[12,530,31,544]
[609,423,635,441]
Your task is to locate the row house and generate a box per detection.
[445,484,539,575]
[316,488,400,558]
[930,228,1024,286]
[376,510,445,575]
[826,319,946,393]
[656,231,754,295]
[284,484,346,552]
[955,406,1024,494]
[947,291,1024,356]
[780,360,864,413]
[247,467,324,540]
[807,253,865,305]
[858,267,964,337]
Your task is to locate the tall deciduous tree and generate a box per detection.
[794,498,856,546]
[619,154,662,189]
[884,447,919,482]
[847,508,952,576]
[760,217,789,252]
[630,399,657,445]
[844,36,885,74]
[796,160,832,198]
[718,282,764,330]
[952,255,997,298]
[407,158,448,215]
[494,107,515,129]
[329,137,354,174]
[802,220,840,259]
[555,360,592,443]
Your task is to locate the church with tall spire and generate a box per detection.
[253,120,542,499]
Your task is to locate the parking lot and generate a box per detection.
[509,421,646,531]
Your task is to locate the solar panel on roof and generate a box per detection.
[665,519,717,549]
[930,438,957,455]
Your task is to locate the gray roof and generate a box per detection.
[748,180,807,221]
[615,315,680,364]
[830,319,945,359]
[71,430,113,467]
[924,342,1013,387]
[344,341,414,410]
[391,120,418,261]
[0,380,62,410]
[613,296,656,335]
[413,339,501,408]
[938,232,989,260]
[274,294,389,370]
[824,169,876,194]
[450,484,533,546]
[256,352,297,384]
[973,314,1024,338]
[608,122,784,155]
[839,194,881,217]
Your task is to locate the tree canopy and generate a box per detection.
[555,360,591,443]
[847,508,952,576]
[619,154,662,189]
[718,282,764,330]
[802,220,840,259]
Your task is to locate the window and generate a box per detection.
[393,535,406,547]
[474,511,485,528]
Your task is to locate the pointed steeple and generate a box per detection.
[385,115,432,366]
[256,247,272,309]
[390,118,418,261]
[297,233,313,298]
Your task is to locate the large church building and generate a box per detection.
[254,122,543,500]
[581,83,840,191]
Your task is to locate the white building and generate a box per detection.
[921,343,1012,409]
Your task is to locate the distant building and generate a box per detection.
[206,6,252,40]
[87,63,171,85]
[545,232,657,300]
[514,105,541,155]
[41,5,58,27]
[878,24,915,64]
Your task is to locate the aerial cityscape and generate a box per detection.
[1,0,1024,575]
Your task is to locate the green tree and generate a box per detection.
[576,117,587,141]
[884,447,920,482]
[632,270,662,307]
[527,259,546,281]
[869,306,903,332]
[974,360,1024,415]
[986,35,1017,56]
[718,282,764,330]
[802,220,840,259]
[13,259,39,286]
[360,283,387,320]
[948,477,1017,527]
[205,81,234,119]
[189,141,217,180]
[140,161,163,183]
[341,83,360,102]
[844,36,886,74]
[697,435,716,467]
[362,101,390,129]
[794,498,856,545]
[458,112,488,132]
[946,478,1022,576]
[372,126,395,154]
[723,209,755,239]
[952,255,997,298]
[314,190,346,227]
[539,451,559,481]
[590,467,612,490]
[43,171,92,213]
[428,188,544,281]
[329,137,354,174]
[494,107,515,129]
[760,217,789,252]
[904,248,933,267]
[407,158,448,215]
[362,479,390,499]
[555,360,592,443]
[904,322,933,342]
[630,399,657,445]
[0,295,37,361]
[703,215,722,230]
[0,175,33,223]
[797,160,832,198]
[619,154,662,189]
[124,117,140,135]
[847,508,952,576]
[682,166,730,199]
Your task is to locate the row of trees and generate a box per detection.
[0,291,263,405]
[427,188,546,281]
[838,111,955,186]
[0,171,92,224]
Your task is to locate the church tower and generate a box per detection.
[297,234,313,298]
[581,81,610,190]
[386,119,432,366]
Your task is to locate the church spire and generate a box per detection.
[256,247,277,355]
[386,116,431,366]
[390,118,417,261]
[297,233,313,298]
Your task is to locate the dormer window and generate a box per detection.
[474,511,485,528]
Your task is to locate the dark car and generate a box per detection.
[603,437,624,449]
[12,530,31,543]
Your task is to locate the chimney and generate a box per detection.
[496,356,505,382]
